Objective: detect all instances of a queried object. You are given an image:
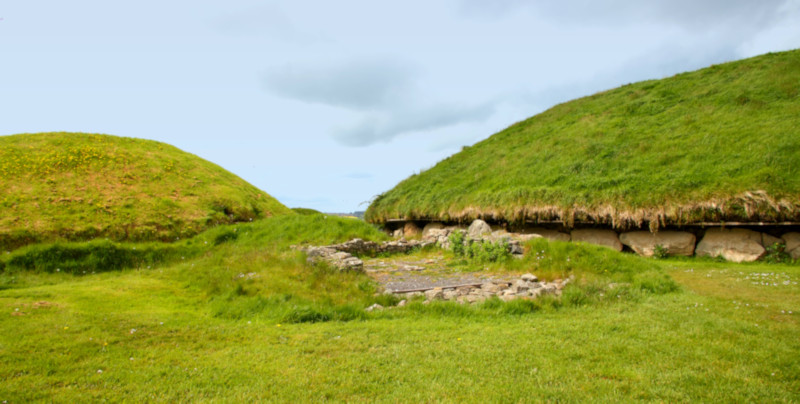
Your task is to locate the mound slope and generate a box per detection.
[0,132,291,249]
[366,50,800,229]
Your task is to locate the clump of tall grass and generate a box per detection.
[448,230,511,264]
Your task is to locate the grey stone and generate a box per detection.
[397,300,407,307]
[422,222,445,238]
[365,304,383,312]
[521,273,538,282]
[425,228,450,241]
[571,229,623,251]
[443,289,459,300]
[782,232,800,260]
[696,228,765,262]
[512,279,529,293]
[467,219,492,240]
[456,286,474,295]
[425,288,444,300]
[481,282,503,293]
[619,231,696,257]
[304,246,363,272]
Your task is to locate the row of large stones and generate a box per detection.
[398,220,800,263]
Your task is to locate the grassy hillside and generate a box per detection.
[366,50,800,229]
[0,132,291,249]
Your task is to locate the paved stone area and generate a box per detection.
[363,255,517,292]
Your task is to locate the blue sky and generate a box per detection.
[2,1,799,212]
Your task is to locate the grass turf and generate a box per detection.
[0,132,291,250]
[1,215,797,401]
[366,50,800,229]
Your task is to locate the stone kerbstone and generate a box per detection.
[467,219,492,240]
[422,222,445,238]
[782,232,800,260]
[619,231,696,257]
[696,228,765,262]
[571,229,623,251]
[403,222,422,237]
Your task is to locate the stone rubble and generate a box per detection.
[303,246,365,272]
[299,238,436,272]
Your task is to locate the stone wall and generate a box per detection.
[391,219,798,263]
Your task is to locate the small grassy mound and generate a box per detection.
[292,207,323,215]
[366,50,800,229]
[0,132,291,250]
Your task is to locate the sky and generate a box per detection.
[2,1,800,213]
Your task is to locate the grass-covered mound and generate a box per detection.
[367,50,800,229]
[0,132,291,249]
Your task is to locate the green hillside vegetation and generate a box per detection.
[1,214,798,401]
[366,50,800,229]
[0,132,291,249]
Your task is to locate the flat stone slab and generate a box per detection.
[364,257,517,293]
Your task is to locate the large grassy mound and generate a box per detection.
[0,132,291,249]
[367,50,800,229]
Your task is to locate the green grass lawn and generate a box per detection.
[366,49,800,229]
[1,217,798,401]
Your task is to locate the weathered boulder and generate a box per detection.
[423,228,451,248]
[508,241,524,255]
[619,231,696,257]
[696,228,765,262]
[422,222,445,238]
[403,222,422,237]
[392,229,403,238]
[467,219,492,239]
[782,232,800,260]
[570,229,623,251]
[424,288,444,300]
[522,227,571,242]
